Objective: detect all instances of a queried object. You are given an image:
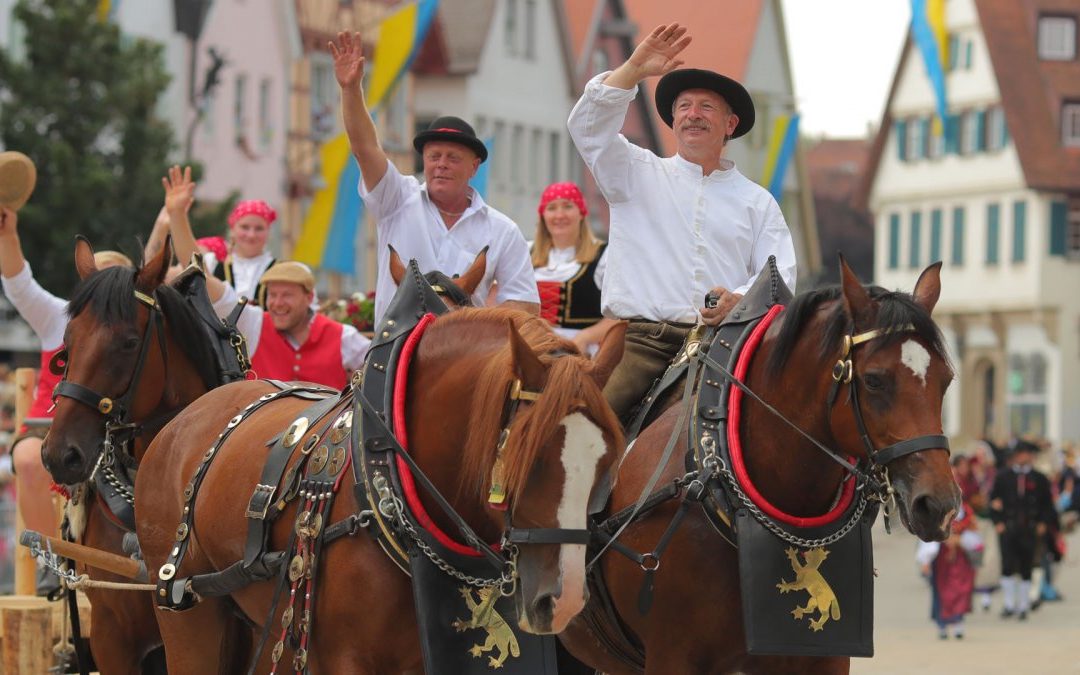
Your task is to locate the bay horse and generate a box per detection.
[132,306,626,673]
[41,237,223,674]
[559,260,961,674]
[39,240,488,673]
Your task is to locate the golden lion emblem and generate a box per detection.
[775,546,841,632]
[452,586,521,669]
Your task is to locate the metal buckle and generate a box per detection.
[245,484,276,519]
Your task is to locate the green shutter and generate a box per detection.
[1012,200,1026,262]
[910,211,922,268]
[1001,118,1010,147]
[965,39,973,69]
[889,214,901,269]
[896,120,907,160]
[930,209,943,262]
[945,114,959,154]
[975,110,987,152]
[987,203,1000,264]
[952,207,965,265]
[1050,201,1067,255]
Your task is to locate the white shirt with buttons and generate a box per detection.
[568,71,797,324]
[359,159,540,324]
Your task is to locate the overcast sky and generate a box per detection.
[780,0,912,138]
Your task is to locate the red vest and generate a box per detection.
[251,313,347,389]
[28,346,63,421]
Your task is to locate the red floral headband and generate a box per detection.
[538,182,587,218]
[228,199,277,227]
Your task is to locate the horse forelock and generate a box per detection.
[443,308,622,505]
[68,266,139,324]
[765,285,951,376]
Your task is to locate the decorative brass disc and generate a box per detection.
[300,609,311,633]
[327,446,347,476]
[175,523,189,541]
[288,554,305,582]
[293,648,308,670]
[310,445,329,474]
[283,417,310,448]
[281,606,294,628]
[271,641,284,663]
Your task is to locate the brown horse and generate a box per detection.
[41,238,223,673]
[559,260,961,674]
[132,307,626,673]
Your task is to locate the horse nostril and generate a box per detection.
[62,446,85,474]
[532,593,556,624]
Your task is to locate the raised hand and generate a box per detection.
[0,206,16,238]
[627,23,691,78]
[330,31,365,89]
[162,165,195,216]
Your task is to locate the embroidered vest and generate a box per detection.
[251,313,347,389]
[213,256,275,309]
[536,244,605,328]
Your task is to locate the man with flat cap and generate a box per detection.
[568,22,797,421]
[331,31,539,324]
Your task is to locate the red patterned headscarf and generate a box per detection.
[228,199,277,227]
[537,182,587,218]
[196,236,228,262]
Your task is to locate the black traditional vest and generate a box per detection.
[213,256,275,309]
[536,244,605,328]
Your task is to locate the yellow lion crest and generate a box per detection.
[775,546,841,632]
[452,586,521,669]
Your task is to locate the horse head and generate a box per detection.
[42,236,219,485]
[830,257,960,540]
[411,310,625,635]
[388,244,486,309]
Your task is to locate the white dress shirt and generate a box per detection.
[1,264,66,350]
[568,72,797,323]
[212,284,369,371]
[359,159,540,324]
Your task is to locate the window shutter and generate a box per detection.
[1012,200,1026,262]
[952,207,965,265]
[965,40,974,69]
[975,110,987,152]
[896,119,908,160]
[1050,201,1067,255]
[945,114,959,154]
[987,203,1000,264]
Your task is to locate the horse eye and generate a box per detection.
[123,337,140,350]
[863,373,886,391]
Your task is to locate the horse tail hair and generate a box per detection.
[217,612,253,674]
[830,599,841,621]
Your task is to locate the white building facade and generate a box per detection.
[866,0,1080,448]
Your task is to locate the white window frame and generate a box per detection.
[986,106,1006,151]
[906,117,924,161]
[960,110,978,155]
[1038,15,1077,61]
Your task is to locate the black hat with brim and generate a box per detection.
[654,68,755,139]
[413,116,488,162]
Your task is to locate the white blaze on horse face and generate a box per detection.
[900,340,931,386]
[552,412,606,632]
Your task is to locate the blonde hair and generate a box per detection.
[94,251,133,269]
[530,217,603,268]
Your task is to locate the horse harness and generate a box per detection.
[581,258,951,668]
[154,261,587,675]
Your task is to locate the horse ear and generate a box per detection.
[388,245,406,286]
[590,321,626,390]
[912,261,942,315]
[508,319,545,389]
[838,254,872,326]
[74,236,97,280]
[137,235,172,291]
[455,246,488,296]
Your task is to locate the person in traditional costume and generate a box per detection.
[531,182,617,353]
[916,503,983,639]
[567,22,797,421]
[330,31,539,325]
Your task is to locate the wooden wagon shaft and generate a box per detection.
[19,530,149,582]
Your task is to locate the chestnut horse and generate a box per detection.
[559,261,961,674]
[133,308,626,673]
[41,238,224,673]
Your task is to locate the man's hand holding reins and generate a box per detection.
[700,287,743,327]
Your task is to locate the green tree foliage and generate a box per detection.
[0,0,174,293]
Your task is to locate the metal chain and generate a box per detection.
[102,465,135,506]
[395,511,514,590]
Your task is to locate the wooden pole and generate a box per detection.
[0,598,51,674]
[12,368,36,597]
[19,531,146,582]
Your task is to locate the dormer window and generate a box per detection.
[1038,15,1076,61]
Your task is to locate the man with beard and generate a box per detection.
[567,22,797,421]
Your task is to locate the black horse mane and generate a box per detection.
[764,284,950,375]
[424,270,472,307]
[68,266,221,391]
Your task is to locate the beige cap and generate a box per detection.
[0,151,37,210]
[259,261,315,293]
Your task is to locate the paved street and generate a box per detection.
[853,522,1080,674]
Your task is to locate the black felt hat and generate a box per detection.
[654,68,755,139]
[412,116,488,162]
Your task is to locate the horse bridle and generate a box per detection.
[51,289,168,472]
[827,325,950,467]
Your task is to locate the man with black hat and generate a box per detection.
[331,31,539,323]
[567,23,797,420]
[989,439,1056,620]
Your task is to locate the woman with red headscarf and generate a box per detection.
[205,198,278,308]
[531,182,617,353]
